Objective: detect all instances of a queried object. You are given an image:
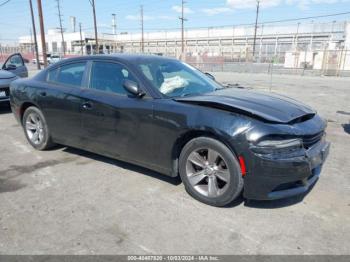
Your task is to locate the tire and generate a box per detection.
[22,106,55,150]
[179,137,243,207]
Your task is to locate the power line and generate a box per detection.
[196,10,350,29]
[257,11,350,25]
[2,6,350,42]
[0,0,11,7]
[82,10,350,32]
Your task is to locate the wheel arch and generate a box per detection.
[19,101,40,123]
[171,129,238,177]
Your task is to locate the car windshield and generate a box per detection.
[138,59,222,97]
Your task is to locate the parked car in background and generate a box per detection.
[32,53,62,65]
[49,54,62,64]
[32,54,48,65]
[10,54,330,206]
[0,53,28,103]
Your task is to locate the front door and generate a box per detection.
[79,60,155,166]
[2,53,28,77]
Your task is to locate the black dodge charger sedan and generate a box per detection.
[10,54,330,206]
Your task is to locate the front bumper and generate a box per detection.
[243,140,330,200]
[0,97,10,103]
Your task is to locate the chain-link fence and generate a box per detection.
[2,42,350,77]
[186,49,350,77]
[0,45,35,63]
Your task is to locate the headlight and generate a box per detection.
[251,138,304,157]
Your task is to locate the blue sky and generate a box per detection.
[0,0,350,43]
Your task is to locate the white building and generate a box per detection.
[112,21,348,60]
[19,28,116,55]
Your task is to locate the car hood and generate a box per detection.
[174,88,316,124]
[0,70,16,79]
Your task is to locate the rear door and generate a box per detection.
[37,61,87,146]
[79,60,155,166]
[2,53,28,77]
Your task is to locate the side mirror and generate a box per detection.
[205,72,215,81]
[5,64,17,70]
[123,80,145,97]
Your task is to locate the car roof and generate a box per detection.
[33,54,179,92]
[58,54,176,65]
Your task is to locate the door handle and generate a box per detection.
[82,102,93,110]
[39,91,47,97]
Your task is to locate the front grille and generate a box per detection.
[272,174,316,192]
[302,131,324,149]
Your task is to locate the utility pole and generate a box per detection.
[179,0,187,59]
[252,0,260,59]
[37,0,47,67]
[90,0,99,54]
[79,23,83,55]
[140,5,144,53]
[29,0,40,69]
[55,0,66,56]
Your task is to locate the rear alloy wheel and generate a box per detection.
[22,106,55,150]
[179,137,243,206]
[25,112,44,145]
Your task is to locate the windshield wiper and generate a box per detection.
[215,83,246,90]
[180,92,203,97]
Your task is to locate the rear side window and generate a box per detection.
[89,61,137,95]
[47,62,86,87]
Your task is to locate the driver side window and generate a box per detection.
[89,61,137,95]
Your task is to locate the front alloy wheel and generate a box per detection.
[179,137,243,207]
[186,148,230,198]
